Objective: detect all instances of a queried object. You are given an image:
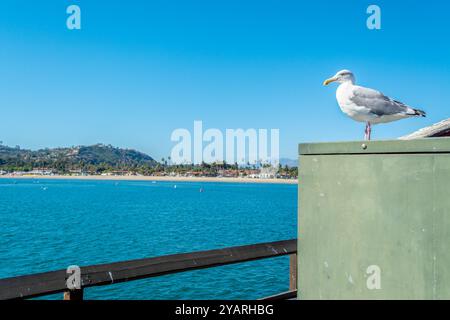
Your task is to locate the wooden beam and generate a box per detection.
[289,253,297,292]
[400,118,450,140]
[0,239,296,300]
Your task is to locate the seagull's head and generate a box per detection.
[323,70,355,86]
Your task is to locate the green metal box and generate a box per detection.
[298,138,450,299]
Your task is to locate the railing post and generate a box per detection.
[289,253,297,291]
[63,289,84,301]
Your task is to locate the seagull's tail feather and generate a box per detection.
[413,108,426,117]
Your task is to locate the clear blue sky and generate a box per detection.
[0,0,449,160]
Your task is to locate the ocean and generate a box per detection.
[0,178,297,299]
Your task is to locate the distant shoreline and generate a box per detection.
[0,175,298,185]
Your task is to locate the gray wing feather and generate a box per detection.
[349,86,410,116]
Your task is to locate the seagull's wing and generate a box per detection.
[349,86,413,116]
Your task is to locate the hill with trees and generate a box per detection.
[0,143,157,174]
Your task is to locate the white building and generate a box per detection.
[259,166,278,179]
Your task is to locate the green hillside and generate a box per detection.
[0,143,157,174]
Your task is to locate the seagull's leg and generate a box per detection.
[367,122,372,141]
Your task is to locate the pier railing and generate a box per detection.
[0,239,297,300]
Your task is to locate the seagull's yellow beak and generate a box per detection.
[323,77,338,86]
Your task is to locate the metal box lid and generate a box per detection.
[299,137,450,155]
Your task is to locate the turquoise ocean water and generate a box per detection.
[0,178,297,299]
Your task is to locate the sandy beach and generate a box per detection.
[0,174,297,185]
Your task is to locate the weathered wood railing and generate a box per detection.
[0,239,297,300]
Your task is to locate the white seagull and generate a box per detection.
[323,70,426,140]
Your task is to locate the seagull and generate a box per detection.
[323,70,426,140]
